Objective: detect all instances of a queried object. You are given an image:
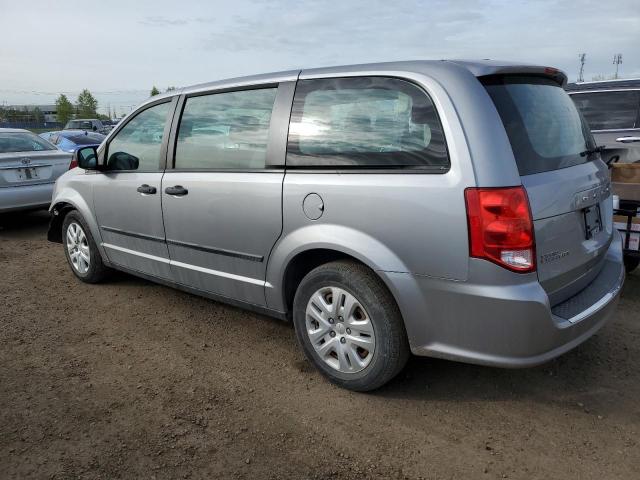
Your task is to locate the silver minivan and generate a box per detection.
[48,60,625,391]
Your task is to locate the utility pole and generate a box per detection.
[578,53,586,82]
[613,54,622,79]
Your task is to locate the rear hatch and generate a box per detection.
[482,75,612,305]
[0,132,72,188]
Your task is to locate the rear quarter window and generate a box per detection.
[287,76,449,170]
[570,90,640,130]
[482,75,596,176]
[0,132,57,153]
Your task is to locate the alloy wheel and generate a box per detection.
[66,222,90,274]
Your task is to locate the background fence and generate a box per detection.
[0,121,63,130]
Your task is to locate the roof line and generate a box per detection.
[573,77,640,85]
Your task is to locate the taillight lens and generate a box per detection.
[69,158,78,169]
[464,186,536,273]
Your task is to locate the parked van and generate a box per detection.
[566,78,640,164]
[48,61,624,391]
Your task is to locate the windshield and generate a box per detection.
[482,75,596,176]
[0,132,57,154]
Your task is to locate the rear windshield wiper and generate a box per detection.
[580,145,605,157]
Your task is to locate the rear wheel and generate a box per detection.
[62,211,109,283]
[624,256,639,273]
[293,260,409,391]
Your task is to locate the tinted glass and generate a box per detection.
[175,88,277,169]
[287,77,448,169]
[571,91,639,130]
[0,132,57,153]
[67,120,94,130]
[483,76,595,176]
[107,102,171,171]
[67,132,105,144]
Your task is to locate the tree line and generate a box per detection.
[54,89,99,125]
[1,85,177,125]
[150,86,176,96]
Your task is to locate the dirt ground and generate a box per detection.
[1,210,639,480]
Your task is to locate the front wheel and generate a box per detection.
[293,260,409,392]
[62,211,109,283]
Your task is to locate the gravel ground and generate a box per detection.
[1,210,639,480]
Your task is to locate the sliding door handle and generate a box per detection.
[136,184,157,194]
[165,185,188,196]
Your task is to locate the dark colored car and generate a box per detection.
[40,130,106,154]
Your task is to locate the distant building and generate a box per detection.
[2,104,58,123]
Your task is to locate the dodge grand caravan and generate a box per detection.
[48,60,625,391]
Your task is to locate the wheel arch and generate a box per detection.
[48,201,75,243]
[48,190,107,263]
[265,225,410,316]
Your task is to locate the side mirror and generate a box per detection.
[76,146,99,170]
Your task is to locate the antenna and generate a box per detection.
[578,53,586,82]
[613,54,622,79]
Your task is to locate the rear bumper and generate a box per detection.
[0,183,54,213]
[385,230,625,368]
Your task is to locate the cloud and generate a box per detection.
[139,16,190,26]
[0,0,638,109]
[193,0,639,80]
[202,0,488,63]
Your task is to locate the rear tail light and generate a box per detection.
[69,158,78,169]
[464,186,536,273]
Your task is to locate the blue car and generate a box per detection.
[39,130,106,153]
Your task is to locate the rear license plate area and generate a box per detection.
[583,205,602,239]
[17,167,38,180]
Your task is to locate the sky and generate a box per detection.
[1,0,638,116]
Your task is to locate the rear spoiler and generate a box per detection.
[449,60,568,87]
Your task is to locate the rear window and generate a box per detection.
[66,120,94,130]
[570,91,639,130]
[287,76,449,170]
[0,132,57,153]
[67,133,105,144]
[483,75,595,176]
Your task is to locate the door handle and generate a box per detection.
[165,185,188,196]
[137,184,157,195]
[616,136,640,144]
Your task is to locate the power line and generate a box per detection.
[0,88,148,95]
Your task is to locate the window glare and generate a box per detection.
[175,88,277,170]
[287,77,449,169]
[106,102,170,171]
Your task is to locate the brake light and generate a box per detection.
[69,158,78,169]
[464,186,535,273]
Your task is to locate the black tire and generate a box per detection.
[293,260,409,392]
[62,210,109,283]
[624,256,639,273]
